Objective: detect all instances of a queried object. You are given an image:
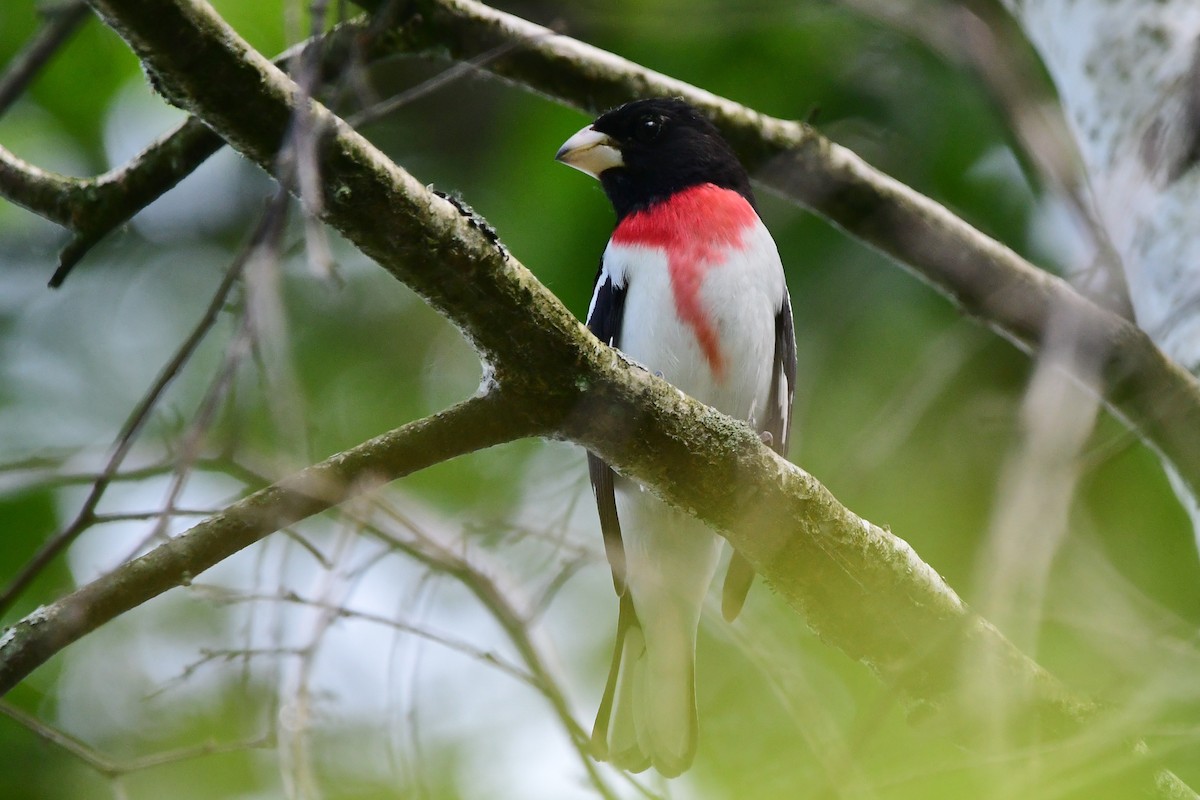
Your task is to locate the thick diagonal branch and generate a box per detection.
[375,0,1200,506]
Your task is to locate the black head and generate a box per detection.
[555,98,755,220]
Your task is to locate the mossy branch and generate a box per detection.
[370,0,1200,509]
[6,0,1198,508]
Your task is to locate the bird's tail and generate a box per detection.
[591,593,698,778]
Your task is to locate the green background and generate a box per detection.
[1,1,1197,798]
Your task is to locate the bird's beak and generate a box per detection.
[555,125,623,179]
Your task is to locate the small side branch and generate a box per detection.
[0,145,84,227]
[0,21,383,286]
[0,119,227,285]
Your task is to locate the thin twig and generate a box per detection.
[151,646,306,696]
[345,34,534,129]
[278,516,351,799]
[0,1,92,118]
[0,699,272,778]
[0,390,535,696]
[0,192,287,617]
[359,500,627,800]
[91,509,217,524]
[131,192,289,558]
[224,588,534,684]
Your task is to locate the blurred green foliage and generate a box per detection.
[1,1,1199,798]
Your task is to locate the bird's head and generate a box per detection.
[555,97,754,219]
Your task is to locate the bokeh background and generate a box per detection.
[2,1,1199,798]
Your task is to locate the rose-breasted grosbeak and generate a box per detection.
[556,98,796,777]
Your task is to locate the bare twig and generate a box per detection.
[345,33,535,129]
[281,0,335,282]
[0,698,272,778]
[131,191,290,558]
[0,455,262,495]
[0,1,92,118]
[0,390,536,695]
[279,518,366,797]
[222,589,533,684]
[0,192,288,617]
[91,509,218,523]
[360,500,625,800]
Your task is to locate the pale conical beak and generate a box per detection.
[555,125,623,179]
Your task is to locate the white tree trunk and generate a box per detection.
[1007,1,1200,536]
[1009,0,1200,368]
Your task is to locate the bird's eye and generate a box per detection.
[634,114,662,143]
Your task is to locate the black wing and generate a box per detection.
[764,291,797,456]
[721,290,797,620]
[586,263,629,595]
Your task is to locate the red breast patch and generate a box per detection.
[611,184,757,382]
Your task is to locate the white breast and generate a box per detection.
[602,217,785,428]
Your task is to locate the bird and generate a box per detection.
[555,97,796,777]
